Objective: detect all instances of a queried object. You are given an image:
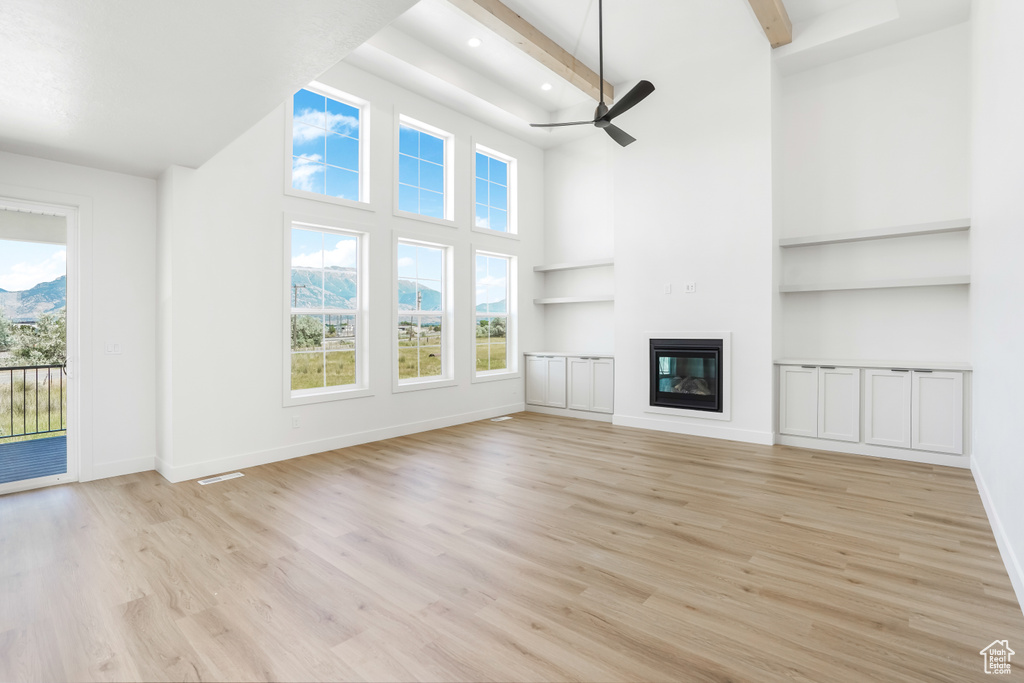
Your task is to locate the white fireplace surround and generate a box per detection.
[644,331,732,422]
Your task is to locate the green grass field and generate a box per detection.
[0,372,67,443]
[291,351,356,390]
[476,341,507,372]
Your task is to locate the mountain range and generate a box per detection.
[0,275,66,321]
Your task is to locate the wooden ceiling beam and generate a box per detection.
[445,0,614,103]
[747,0,793,48]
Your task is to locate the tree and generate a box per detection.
[291,315,323,349]
[0,309,12,352]
[12,309,67,365]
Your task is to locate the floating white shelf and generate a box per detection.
[779,275,970,293]
[775,358,972,371]
[533,258,614,273]
[778,219,970,249]
[533,295,614,305]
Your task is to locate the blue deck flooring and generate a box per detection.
[0,436,67,485]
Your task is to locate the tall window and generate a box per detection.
[475,251,514,375]
[288,224,363,397]
[290,85,366,203]
[474,145,516,234]
[396,240,449,384]
[397,117,452,221]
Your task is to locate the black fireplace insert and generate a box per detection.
[649,338,723,412]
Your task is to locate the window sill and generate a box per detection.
[393,208,458,229]
[471,225,519,240]
[285,386,373,407]
[471,370,521,384]
[393,377,458,394]
[285,186,374,212]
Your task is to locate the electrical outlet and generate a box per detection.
[664,284,672,294]
[291,416,300,429]
[105,343,122,355]
[685,282,696,293]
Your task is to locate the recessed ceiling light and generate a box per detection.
[541,83,553,91]
[467,37,482,48]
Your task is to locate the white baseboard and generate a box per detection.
[972,456,1024,617]
[84,456,156,482]
[776,435,970,469]
[612,414,774,445]
[525,405,613,422]
[156,402,525,484]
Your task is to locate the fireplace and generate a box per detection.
[649,338,724,412]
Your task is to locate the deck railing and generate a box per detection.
[0,364,66,440]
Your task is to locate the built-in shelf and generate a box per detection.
[775,358,972,371]
[533,295,614,305]
[533,258,614,273]
[778,219,970,249]
[779,275,970,293]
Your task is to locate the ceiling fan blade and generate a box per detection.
[529,120,595,128]
[605,80,655,121]
[604,124,636,147]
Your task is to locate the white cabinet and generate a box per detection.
[525,355,566,408]
[779,365,859,442]
[779,366,818,438]
[568,357,614,414]
[864,369,913,448]
[864,369,963,455]
[911,371,964,454]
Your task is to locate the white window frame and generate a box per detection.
[471,142,518,239]
[472,247,519,382]
[393,114,457,228]
[284,82,372,211]
[393,232,457,392]
[283,215,372,407]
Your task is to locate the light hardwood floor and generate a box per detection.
[1,412,1021,682]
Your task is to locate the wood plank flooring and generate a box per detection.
[1,412,1021,682]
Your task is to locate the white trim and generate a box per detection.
[525,404,612,422]
[972,456,1024,617]
[613,414,773,445]
[471,141,519,239]
[0,191,84,485]
[471,246,518,382]
[645,331,732,422]
[776,434,969,468]
[392,231,456,392]
[0,470,75,496]
[282,214,370,407]
[284,82,372,209]
[394,113,457,226]
[90,455,155,480]
[155,402,526,483]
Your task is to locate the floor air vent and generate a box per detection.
[491,416,513,422]
[198,472,244,485]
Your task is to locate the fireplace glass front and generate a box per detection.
[649,338,723,412]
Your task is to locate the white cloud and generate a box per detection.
[294,108,359,141]
[398,257,415,272]
[292,157,323,193]
[292,238,356,269]
[0,249,66,291]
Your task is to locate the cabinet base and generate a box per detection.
[776,434,969,469]
[525,405,613,423]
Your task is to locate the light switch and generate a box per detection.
[664,284,672,294]
[685,282,696,293]
[105,343,122,355]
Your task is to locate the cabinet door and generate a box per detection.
[567,357,591,411]
[590,358,614,414]
[525,356,548,406]
[779,366,818,437]
[817,367,860,442]
[864,369,912,448]
[912,371,963,454]
[546,357,567,408]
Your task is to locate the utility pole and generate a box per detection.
[292,284,307,306]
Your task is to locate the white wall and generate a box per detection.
[970,0,1024,612]
[0,151,157,480]
[776,23,971,363]
[610,3,775,444]
[541,135,614,353]
[155,61,545,482]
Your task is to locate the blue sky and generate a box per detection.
[0,239,66,292]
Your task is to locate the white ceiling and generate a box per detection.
[0,0,417,178]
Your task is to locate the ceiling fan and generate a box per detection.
[530,0,655,147]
